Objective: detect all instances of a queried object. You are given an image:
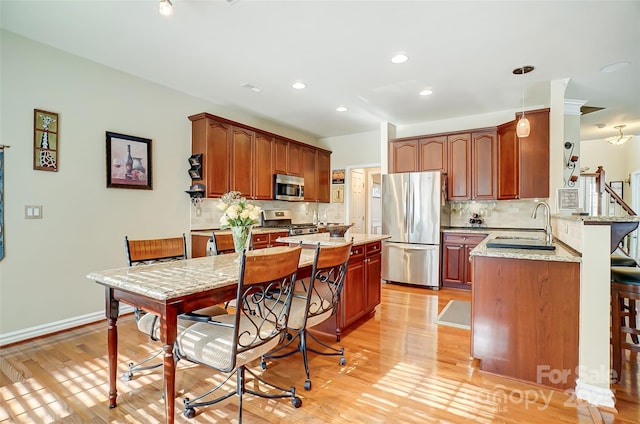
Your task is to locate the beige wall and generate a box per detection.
[0,31,317,341]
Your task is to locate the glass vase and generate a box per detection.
[230,225,252,253]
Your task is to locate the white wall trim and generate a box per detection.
[575,378,616,409]
[0,305,134,346]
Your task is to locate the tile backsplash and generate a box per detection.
[190,198,344,230]
[448,199,549,229]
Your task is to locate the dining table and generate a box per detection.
[87,246,317,424]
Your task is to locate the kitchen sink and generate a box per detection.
[486,236,556,251]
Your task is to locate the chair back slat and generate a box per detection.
[125,234,187,266]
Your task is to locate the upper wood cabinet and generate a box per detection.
[389,139,419,173]
[189,113,331,201]
[472,130,497,200]
[419,136,447,172]
[447,133,472,200]
[497,108,550,199]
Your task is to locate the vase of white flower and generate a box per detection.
[217,191,262,253]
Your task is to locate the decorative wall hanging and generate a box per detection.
[331,169,345,184]
[188,153,202,180]
[106,131,152,190]
[331,185,344,203]
[33,109,59,171]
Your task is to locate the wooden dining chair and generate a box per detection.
[176,245,304,421]
[261,241,352,390]
[123,234,227,381]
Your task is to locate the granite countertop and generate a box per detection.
[87,247,317,301]
[468,229,580,263]
[276,232,391,247]
[191,227,291,237]
[553,214,640,224]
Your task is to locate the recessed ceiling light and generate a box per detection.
[292,82,306,90]
[391,54,408,64]
[336,106,347,112]
[419,89,433,96]
[512,65,535,75]
[600,61,630,73]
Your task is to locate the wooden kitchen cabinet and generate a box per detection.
[441,233,487,289]
[312,241,382,341]
[303,147,318,201]
[251,231,289,249]
[419,136,448,172]
[447,133,472,200]
[189,115,231,197]
[497,108,550,199]
[472,130,497,199]
[190,113,330,200]
[389,139,419,173]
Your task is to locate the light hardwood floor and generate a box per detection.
[1,284,638,423]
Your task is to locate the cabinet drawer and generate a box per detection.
[365,241,381,257]
[349,245,365,259]
[443,233,487,245]
[252,233,269,244]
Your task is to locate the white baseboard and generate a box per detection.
[575,378,616,409]
[0,305,134,346]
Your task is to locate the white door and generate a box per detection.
[350,169,365,233]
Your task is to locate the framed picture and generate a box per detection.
[332,169,345,184]
[610,181,623,202]
[33,109,59,172]
[106,131,152,190]
[372,183,381,198]
[331,185,344,203]
[557,188,579,211]
[188,153,203,180]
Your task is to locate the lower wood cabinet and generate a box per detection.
[251,231,289,249]
[441,233,487,289]
[312,241,382,340]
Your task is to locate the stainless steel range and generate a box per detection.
[261,210,319,235]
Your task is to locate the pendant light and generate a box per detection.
[513,66,535,138]
[159,0,173,16]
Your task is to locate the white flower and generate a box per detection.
[218,191,262,229]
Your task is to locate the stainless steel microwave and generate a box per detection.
[274,174,304,201]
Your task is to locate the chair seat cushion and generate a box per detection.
[177,315,280,370]
[611,266,640,286]
[280,294,332,330]
[137,305,228,339]
[611,254,638,267]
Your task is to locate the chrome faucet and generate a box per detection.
[531,201,553,244]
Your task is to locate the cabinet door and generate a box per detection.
[268,231,289,247]
[254,132,273,200]
[497,121,519,200]
[302,147,317,201]
[365,252,381,310]
[317,150,331,203]
[204,119,231,197]
[230,127,254,197]
[389,140,418,173]
[472,131,497,200]
[287,143,303,177]
[442,242,465,285]
[419,136,448,172]
[342,247,365,328]
[447,133,472,200]
[519,109,550,199]
[251,233,269,249]
[273,138,288,175]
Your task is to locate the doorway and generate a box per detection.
[346,165,381,234]
[630,170,640,261]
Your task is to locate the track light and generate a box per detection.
[159,0,173,16]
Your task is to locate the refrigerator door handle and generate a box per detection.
[404,180,409,233]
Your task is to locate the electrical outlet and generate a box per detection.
[25,205,43,219]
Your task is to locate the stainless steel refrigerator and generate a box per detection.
[381,171,448,288]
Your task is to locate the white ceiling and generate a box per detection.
[2,0,639,141]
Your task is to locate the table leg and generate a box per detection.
[105,287,120,409]
[161,308,178,423]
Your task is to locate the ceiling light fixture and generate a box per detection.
[606,125,632,145]
[419,89,433,96]
[391,54,408,64]
[292,82,306,90]
[159,0,173,16]
[336,106,347,112]
[513,65,535,138]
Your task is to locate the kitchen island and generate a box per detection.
[277,232,391,340]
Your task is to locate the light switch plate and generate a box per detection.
[25,205,43,219]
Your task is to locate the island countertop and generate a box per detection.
[276,232,391,246]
